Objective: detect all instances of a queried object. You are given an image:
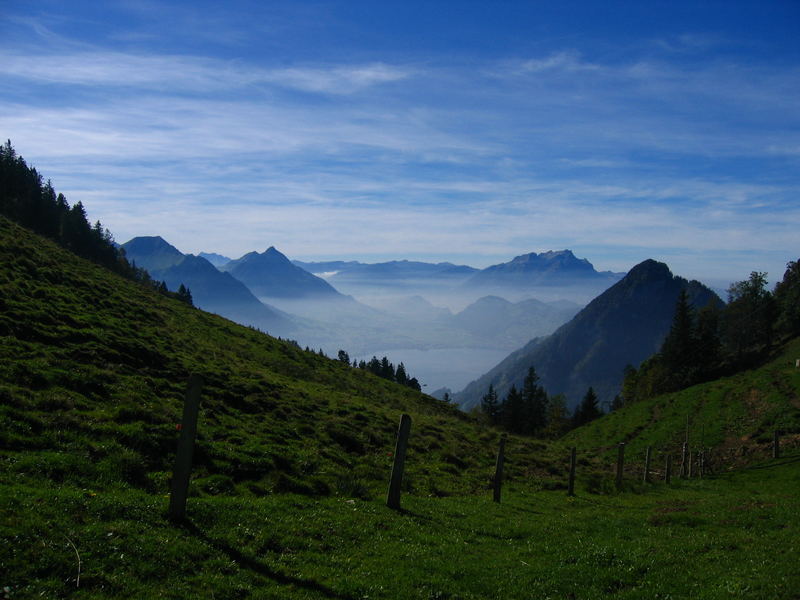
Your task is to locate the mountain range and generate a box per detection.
[123,237,668,396]
[120,237,294,336]
[455,259,723,411]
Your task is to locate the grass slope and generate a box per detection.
[5,453,798,599]
[560,338,800,473]
[0,216,566,500]
[2,216,799,598]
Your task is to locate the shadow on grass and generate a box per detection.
[571,494,651,511]
[503,504,545,516]
[743,454,800,470]
[711,453,800,478]
[182,519,356,600]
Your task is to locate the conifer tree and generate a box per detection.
[501,385,524,433]
[660,290,695,372]
[573,387,600,427]
[176,284,193,306]
[395,362,408,386]
[522,366,548,434]
[723,272,775,356]
[481,384,500,425]
[379,356,395,381]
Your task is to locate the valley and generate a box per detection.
[2,203,799,597]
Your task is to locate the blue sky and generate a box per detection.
[1,1,799,288]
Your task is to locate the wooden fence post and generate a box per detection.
[643,446,652,483]
[699,449,705,478]
[493,435,507,503]
[615,442,625,490]
[169,374,203,522]
[688,451,693,479]
[665,454,672,484]
[568,447,577,496]
[773,430,781,459]
[387,413,412,510]
[680,442,688,478]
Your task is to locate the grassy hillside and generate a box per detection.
[560,337,800,472]
[2,216,799,598]
[0,216,568,501]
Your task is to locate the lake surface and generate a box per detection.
[355,347,510,394]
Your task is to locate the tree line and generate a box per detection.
[478,367,602,438]
[0,140,193,306]
[337,350,422,392]
[620,266,800,406]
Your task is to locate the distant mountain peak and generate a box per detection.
[464,249,618,295]
[224,246,343,299]
[121,236,184,272]
[627,258,671,277]
[264,246,289,260]
[123,235,180,253]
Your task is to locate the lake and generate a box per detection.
[354,346,510,395]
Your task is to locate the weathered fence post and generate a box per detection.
[387,413,412,510]
[615,443,625,490]
[568,447,577,496]
[169,374,203,522]
[643,446,652,483]
[773,430,781,459]
[493,435,507,503]
[688,451,693,479]
[699,449,705,478]
[680,442,688,478]
[665,454,672,484]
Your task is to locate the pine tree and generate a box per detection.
[542,394,570,438]
[522,366,548,434]
[481,384,500,425]
[367,356,381,375]
[176,283,193,306]
[500,385,524,433]
[723,272,775,357]
[395,362,408,386]
[660,289,695,375]
[573,387,600,427]
[695,302,721,377]
[379,356,395,381]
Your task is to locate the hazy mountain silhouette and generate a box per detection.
[450,295,580,347]
[121,236,184,272]
[121,237,293,336]
[224,248,345,299]
[198,252,231,268]
[466,250,622,287]
[455,259,722,411]
[295,259,478,284]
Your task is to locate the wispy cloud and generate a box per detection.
[0,50,411,95]
[2,7,798,286]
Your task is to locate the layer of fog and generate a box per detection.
[255,278,608,394]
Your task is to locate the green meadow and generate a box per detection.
[2,216,799,599]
